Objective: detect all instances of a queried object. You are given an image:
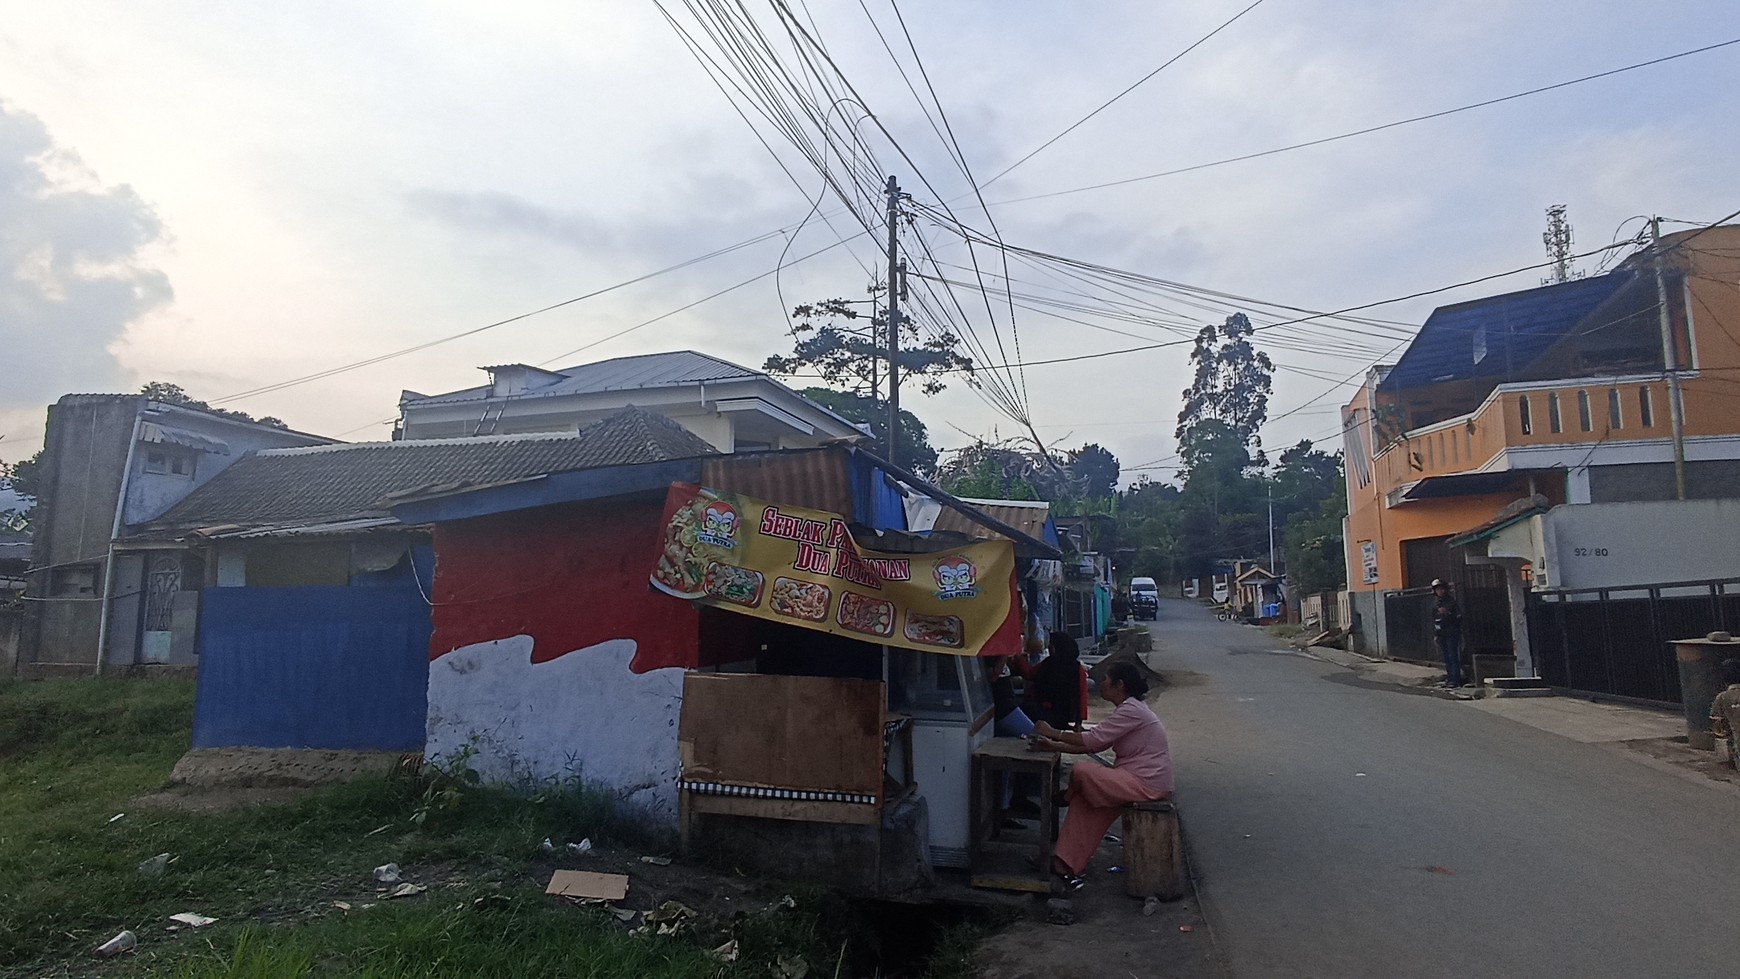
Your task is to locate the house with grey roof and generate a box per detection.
[395,350,865,452]
[130,406,719,589]
[18,394,332,676]
[125,406,722,753]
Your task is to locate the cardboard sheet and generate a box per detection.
[545,870,629,901]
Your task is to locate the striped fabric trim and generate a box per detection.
[680,781,875,806]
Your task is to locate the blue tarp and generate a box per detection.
[193,585,431,751]
[846,452,909,532]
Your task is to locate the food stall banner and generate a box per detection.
[651,483,1019,656]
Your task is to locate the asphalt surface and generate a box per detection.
[1147,599,1740,979]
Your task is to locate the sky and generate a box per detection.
[1,0,1737,483]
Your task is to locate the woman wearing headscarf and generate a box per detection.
[1030,661,1172,887]
[1029,632,1084,731]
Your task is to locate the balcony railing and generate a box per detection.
[1372,375,1671,491]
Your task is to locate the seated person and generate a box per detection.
[1711,658,1740,766]
[984,655,1035,739]
[1030,633,1085,731]
[1029,661,1172,888]
[984,656,1039,816]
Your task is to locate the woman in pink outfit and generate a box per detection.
[1030,661,1172,886]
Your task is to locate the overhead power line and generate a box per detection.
[978,0,1271,191]
[989,37,1740,206]
[208,223,810,406]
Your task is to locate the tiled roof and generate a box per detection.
[402,350,762,406]
[130,407,718,537]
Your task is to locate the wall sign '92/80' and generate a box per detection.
[1572,547,1610,557]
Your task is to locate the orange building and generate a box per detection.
[1340,225,1740,665]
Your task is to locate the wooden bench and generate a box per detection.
[1122,800,1185,900]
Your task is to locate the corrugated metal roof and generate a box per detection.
[931,498,1052,542]
[403,351,761,406]
[703,448,854,516]
[130,407,719,537]
[1380,272,1634,392]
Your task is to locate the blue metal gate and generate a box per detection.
[193,585,431,751]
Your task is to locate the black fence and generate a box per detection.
[1527,578,1740,706]
[1383,588,1437,664]
[1383,565,1515,667]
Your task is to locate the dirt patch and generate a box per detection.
[1622,737,1740,787]
[971,822,1221,979]
[170,747,407,789]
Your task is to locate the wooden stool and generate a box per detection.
[1122,800,1185,900]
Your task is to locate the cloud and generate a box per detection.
[404,188,617,253]
[0,101,170,406]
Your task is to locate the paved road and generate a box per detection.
[1147,598,1740,979]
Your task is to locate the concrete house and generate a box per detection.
[128,406,720,753]
[18,395,331,676]
[396,350,865,452]
[1340,224,1740,693]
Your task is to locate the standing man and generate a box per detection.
[1431,578,1464,688]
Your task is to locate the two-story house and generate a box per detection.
[396,350,866,451]
[19,395,331,675]
[1341,224,1740,679]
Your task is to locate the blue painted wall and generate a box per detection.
[193,585,431,751]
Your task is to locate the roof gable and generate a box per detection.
[402,350,761,406]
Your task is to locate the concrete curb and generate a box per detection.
[1288,644,1473,700]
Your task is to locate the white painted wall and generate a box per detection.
[425,636,686,825]
[1531,499,1740,590]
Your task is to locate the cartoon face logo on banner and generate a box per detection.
[932,555,979,600]
[696,500,740,548]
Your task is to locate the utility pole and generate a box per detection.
[1267,481,1275,571]
[1650,217,1688,500]
[884,175,903,468]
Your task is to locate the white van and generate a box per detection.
[1129,576,1159,621]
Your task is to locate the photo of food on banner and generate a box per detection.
[650,484,1019,664]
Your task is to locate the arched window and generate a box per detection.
[1639,386,1654,427]
[1519,396,1532,435]
[1548,392,1563,433]
[1608,388,1623,430]
[1577,390,1593,432]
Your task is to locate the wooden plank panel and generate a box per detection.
[679,673,884,795]
[687,792,880,826]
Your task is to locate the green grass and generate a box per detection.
[0,678,989,978]
[152,894,826,979]
[1263,623,1307,640]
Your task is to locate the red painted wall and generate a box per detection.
[428,495,1024,673]
[429,498,702,673]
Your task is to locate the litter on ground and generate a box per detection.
[545,870,630,902]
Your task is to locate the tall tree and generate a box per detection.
[1176,312,1274,461]
[1283,484,1349,594]
[1066,443,1120,499]
[798,387,939,477]
[938,441,1060,501]
[763,298,975,397]
[0,450,41,530]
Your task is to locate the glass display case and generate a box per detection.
[886,647,993,868]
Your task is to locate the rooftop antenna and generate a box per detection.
[1541,204,1584,285]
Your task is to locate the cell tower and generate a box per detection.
[1541,204,1584,285]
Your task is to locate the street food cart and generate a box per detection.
[655,481,1060,886]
